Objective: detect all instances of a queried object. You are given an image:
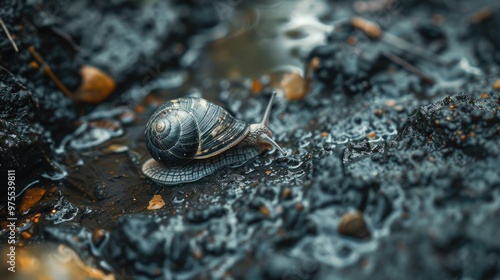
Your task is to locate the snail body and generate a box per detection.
[142,92,285,185]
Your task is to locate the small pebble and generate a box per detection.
[393,105,404,112]
[338,211,370,239]
[281,187,292,199]
[92,229,107,247]
[260,205,270,217]
[21,231,32,240]
[493,79,500,90]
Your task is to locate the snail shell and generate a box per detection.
[142,92,285,185]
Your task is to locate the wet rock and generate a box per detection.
[167,233,193,271]
[185,207,226,223]
[0,68,55,179]
[104,215,166,276]
[307,43,375,94]
[336,210,500,280]
[281,205,316,238]
[398,93,500,157]
[343,141,383,163]
[45,197,83,224]
[0,117,53,174]
[202,237,226,256]
[365,192,393,228]
[238,210,264,225]
[0,67,36,119]
[259,254,303,280]
[93,181,108,201]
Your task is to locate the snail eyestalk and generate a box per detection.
[261,91,277,127]
[261,133,287,156]
[257,92,286,156]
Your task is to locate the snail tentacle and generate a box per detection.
[260,91,277,127]
[260,133,287,156]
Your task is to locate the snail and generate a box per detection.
[141,92,286,185]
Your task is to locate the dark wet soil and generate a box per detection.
[1,0,500,279]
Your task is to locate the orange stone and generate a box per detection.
[493,79,500,90]
[74,65,116,104]
[338,211,370,239]
[251,78,263,94]
[259,206,270,217]
[386,99,396,107]
[281,72,308,101]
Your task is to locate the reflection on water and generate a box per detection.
[202,1,336,79]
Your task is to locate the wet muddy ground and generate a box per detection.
[1,0,500,279]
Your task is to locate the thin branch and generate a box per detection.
[0,17,19,52]
[28,46,76,101]
[382,51,435,85]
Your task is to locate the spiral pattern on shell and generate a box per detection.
[145,108,199,166]
[144,98,250,167]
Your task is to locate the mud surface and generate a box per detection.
[1,0,500,279]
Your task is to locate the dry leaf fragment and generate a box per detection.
[147,194,165,210]
[20,188,47,213]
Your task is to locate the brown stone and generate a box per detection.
[338,211,370,239]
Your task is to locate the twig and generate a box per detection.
[382,32,445,65]
[382,51,435,85]
[469,7,491,24]
[0,17,19,52]
[28,46,76,101]
[50,27,81,52]
[351,16,445,65]
[351,16,382,39]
